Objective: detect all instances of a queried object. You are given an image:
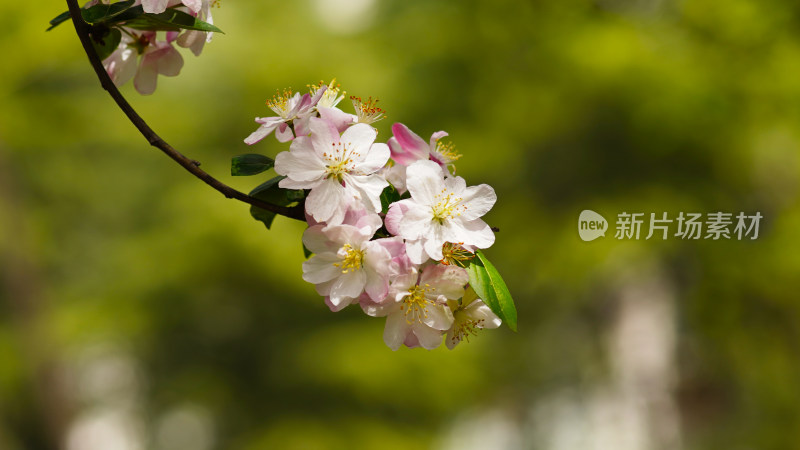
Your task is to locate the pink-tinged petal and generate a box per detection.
[324,224,368,248]
[421,265,468,299]
[413,323,444,350]
[384,313,411,351]
[302,224,339,255]
[459,184,497,221]
[325,296,350,312]
[388,137,416,166]
[318,107,356,133]
[177,30,206,56]
[306,180,346,224]
[361,296,400,317]
[294,115,312,137]
[403,333,422,349]
[391,123,429,160]
[385,199,413,236]
[450,218,496,249]
[309,116,340,154]
[274,149,325,182]
[405,160,445,205]
[329,270,367,305]
[133,55,158,95]
[363,244,392,301]
[181,0,202,13]
[141,0,169,13]
[107,48,137,87]
[155,46,183,77]
[275,122,295,142]
[429,130,448,147]
[423,304,455,331]
[244,119,282,145]
[341,123,378,154]
[341,209,382,235]
[308,85,327,107]
[302,254,342,284]
[357,143,391,174]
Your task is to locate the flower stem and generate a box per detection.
[64,0,305,221]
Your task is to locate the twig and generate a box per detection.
[65,0,305,221]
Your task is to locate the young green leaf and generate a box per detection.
[47,10,72,31]
[466,250,517,332]
[248,176,296,230]
[81,1,136,25]
[231,154,275,176]
[91,27,122,61]
[124,9,223,33]
[379,185,401,214]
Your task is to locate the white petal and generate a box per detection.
[404,239,428,265]
[405,160,445,205]
[275,122,295,142]
[420,265,468,300]
[309,116,339,154]
[423,303,455,331]
[466,302,502,329]
[329,270,367,305]
[356,143,391,174]
[302,254,342,284]
[274,145,325,181]
[398,204,434,240]
[244,119,280,145]
[141,0,169,13]
[341,123,378,153]
[348,174,388,213]
[306,180,346,224]
[460,184,497,221]
[302,225,339,255]
[449,219,496,249]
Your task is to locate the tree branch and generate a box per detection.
[65,0,305,221]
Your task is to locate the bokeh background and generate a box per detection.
[2,0,800,448]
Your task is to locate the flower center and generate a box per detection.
[333,244,364,273]
[439,242,474,267]
[351,96,385,124]
[267,88,294,118]
[450,313,484,345]
[431,190,466,224]
[323,142,360,183]
[310,79,345,109]
[401,284,435,324]
[433,141,462,164]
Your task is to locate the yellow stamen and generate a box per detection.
[351,96,385,124]
[400,284,435,324]
[431,189,466,224]
[333,244,364,273]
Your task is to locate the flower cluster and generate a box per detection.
[243,80,508,350]
[81,0,220,95]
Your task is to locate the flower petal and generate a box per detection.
[384,312,411,351]
[459,184,497,221]
[341,123,378,154]
[392,123,429,160]
[405,160,445,205]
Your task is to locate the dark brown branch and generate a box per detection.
[65,0,304,221]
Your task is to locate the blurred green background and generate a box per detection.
[2,0,800,448]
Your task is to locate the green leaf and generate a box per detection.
[124,9,223,33]
[81,1,136,25]
[380,185,401,214]
[91,27,122,61]
[47,10,71,31]
[248,176,295,230]
[231,154,275,176]
[466,250,517,332]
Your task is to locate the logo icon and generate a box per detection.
[579,210,608,241]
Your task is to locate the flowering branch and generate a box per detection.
[64,0,305,221]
